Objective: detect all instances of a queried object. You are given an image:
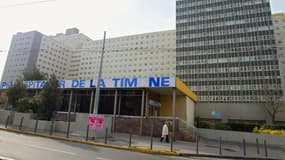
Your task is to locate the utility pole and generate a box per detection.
[93,31,106,114]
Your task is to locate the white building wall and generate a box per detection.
[1,31,42,82]
[196,103,285,123]
[35,35,72,79]
[3,29,176,81]
[75,30,176,79]
[273,13,285,97]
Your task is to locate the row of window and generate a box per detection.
[178,65,279,75]
[191,84,281,91]
[198,94,279,103]
[176,0,268,9]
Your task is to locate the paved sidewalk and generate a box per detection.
[1,124,284,159]
[99,133,285,159]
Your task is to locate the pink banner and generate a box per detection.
[88,114,105,130]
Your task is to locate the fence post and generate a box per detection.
[34,118,39,133]
[49,120,54,136]
[256,138,260,155]
[264,140,268,157]
[85,124,89,141]
[19,117,24,130]
[5,115,10,128]
[129,130,132,147]
[243,138,246,156]
[150,125,153,150]
[219,137,222,155]
[196,135,199,155]
[66,116,71,138]
[104,128,108,144]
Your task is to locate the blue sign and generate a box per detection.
[0,77,175,89]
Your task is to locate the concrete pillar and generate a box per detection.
[186,96,195,127]
[67,90,73,117]
[112,90,118,132]
[171,88,176,151]
[118,93,121,116]
[74,91,78,112]
[139,89,145,135]
[145,90,149,116]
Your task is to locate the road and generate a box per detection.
[0,130,235,160]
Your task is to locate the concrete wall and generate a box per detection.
[0,110,13,124]
[114,116,179,138]
[197,128,285,147]
[196,103,285,123]
[0,110,112,138]
[160,95,186,121]
[55,113,112,138]
[186,97,195,127]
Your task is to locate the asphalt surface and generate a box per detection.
[0,130,238,160]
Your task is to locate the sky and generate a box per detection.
[0,0,284,79]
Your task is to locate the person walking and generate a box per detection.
[160,121,169,143]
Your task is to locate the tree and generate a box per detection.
[263,96,284,124]
[23,68,46,80]
[15,95,41,113]
[261,85,284,124]
[38,74,63,120]
[0,91,7,105]
[7,79,27,107]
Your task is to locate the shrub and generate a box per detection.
[262,125,285,130]
[215,122,232,130]
[228,123,260,132]
[199,121,212,129]
[254,128,285,136]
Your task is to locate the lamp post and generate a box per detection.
[93,31,106,114]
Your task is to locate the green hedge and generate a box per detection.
[198,121,260,132]
[261,125,285,130]
[228,123,260,132]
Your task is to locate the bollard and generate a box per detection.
[85,124,90,141]
[128,131,132,147]
[243,138,246,156]
[150,126,153,150]
[196,135,199,155]
[19,117,24,130]
[219,137,222,155]
[256,138,260,155]
[34,118,39,133]
[104,128,108,144]
[49,120,54,136]
[5,116,10,128]
[264,140,268,157]
[66,119,71,138]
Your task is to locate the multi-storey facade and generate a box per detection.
[2,31,43,82]
[176,0,282,103]
[70,30,176,80]
[1,28,91,82]
[273,13,285,97]
[2,29,176,82]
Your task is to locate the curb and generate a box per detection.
[181,153,281,160]
[0,127,180,157]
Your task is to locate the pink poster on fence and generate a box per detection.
[96,115,104,130]
[88,114,105,130]
[88,115,97,130]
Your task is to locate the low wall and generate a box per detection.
[197,128,285,147]
[55,113,112,138]
[0,110,13,124]
[114,116,179,138]
[0,110,112,138]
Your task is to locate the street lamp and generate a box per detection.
[93,31,106,114]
